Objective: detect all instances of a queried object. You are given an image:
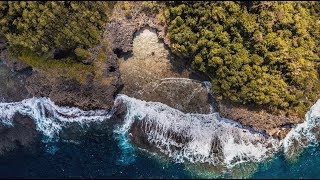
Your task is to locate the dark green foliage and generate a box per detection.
[0,1,113,60]
[166,1,320,116]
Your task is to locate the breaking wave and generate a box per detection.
[281,99,320,158]
[0,94,320,168]
[0,97,110,144]
[113,94,280,167]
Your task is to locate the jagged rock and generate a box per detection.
[104,2,170,54]
[26,46,123,110]
[0,113,39,155]
[277,128,291,140]
[0,61,30,102]
[0,49,31,72]
[266,127,291,140]
[26,73,121,111]
[25,71,53,98]
[217,100,303,135]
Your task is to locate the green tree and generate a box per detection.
[166,1,320,116]
[0,1,114,60]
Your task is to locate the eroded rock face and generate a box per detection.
[25,46,122,110]
[0,37,31,103]
[117,26,213,114]
[105,2,169,53]
[119,27,191,95]
[136,78,215,114]
[217,100,303,138]
[0,21,123,111]
[0,61,30,103]
[0,113,39,155]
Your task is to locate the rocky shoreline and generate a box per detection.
[0,1,306,153]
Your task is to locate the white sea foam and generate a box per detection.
[0,97,110,142]
[113,94,280,167]
[1,93,319,167]
[281,99,320,156]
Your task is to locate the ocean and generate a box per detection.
[0,130,318,179]
[0,61,319,179]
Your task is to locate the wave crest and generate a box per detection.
[114,94,279,167]
[0,97,109,143]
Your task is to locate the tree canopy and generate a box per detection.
[166,1,320,116]
[0,1,113,60]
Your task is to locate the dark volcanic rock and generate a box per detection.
[217,100,303,136]
[0,24,122,110]
[0,61,30,102]
[104,2,169,54]
[109,98,127,123]
[26,68,121,111]
[0,49,31,72]
[0,36,6,50]
[0,36,31,102]
[25,71,53,98]
[0,113,39,155]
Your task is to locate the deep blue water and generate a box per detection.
[0,125,319,179]
[0,128,193,179]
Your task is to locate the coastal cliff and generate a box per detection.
[0,1,307,140]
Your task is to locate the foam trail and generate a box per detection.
[113,94,280,167]
[0,97,110,143]
[1,93,319,167]
[281,99,320,157]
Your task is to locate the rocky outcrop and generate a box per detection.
[25,46,122,110]
[135,78,215,114]
[105,2,169,53]
[0,60,30,103]
[0,49,31,73]
[118,27,191,95]
[116,25,213,114]
[0,21,122,111]
[0,36,32,103]
[0,113,39,155]
[217,100,303,139]
[266,127,292,140]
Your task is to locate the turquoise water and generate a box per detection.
[0,128,318,179]
[0,128,194,179]
[252,146,320,179]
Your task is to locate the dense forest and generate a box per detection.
[0,1,320,116]
[166,1,320,116]
[0,1,113,60]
